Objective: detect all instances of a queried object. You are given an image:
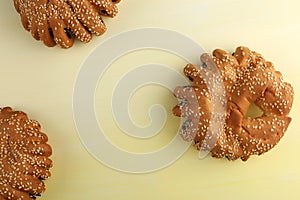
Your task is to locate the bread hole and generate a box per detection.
[48,28,54,39]
[188,76,193,82]
[245,103,264,119]
[29,193,40,199]
[201,62,208,68]
[64,28,73,39]
[182,119,191,131]
[100,10,109,16]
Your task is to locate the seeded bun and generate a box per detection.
[0,107,52,199]
[173,46,294,161]
[13,0,122,48]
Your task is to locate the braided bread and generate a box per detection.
[0,107,52,199]
[173,46,294,161]
[13,0,121,48]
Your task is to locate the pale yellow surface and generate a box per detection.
[1,0,300,199]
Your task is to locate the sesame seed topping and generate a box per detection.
[0,107,52,199]
[14,0,122,48]
[173,46,294,161]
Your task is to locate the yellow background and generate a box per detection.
[1,0,300,199]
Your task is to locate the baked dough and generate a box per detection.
[173,46,294,161]
[0,107,52,199]
[13,0,121,48]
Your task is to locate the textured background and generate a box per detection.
[0,0,299,199]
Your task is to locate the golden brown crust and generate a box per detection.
[0,107,52,199]
[173,46,294,161]
[13,0,122,48]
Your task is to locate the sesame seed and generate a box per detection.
[173,46,293,161]
[0,107,52,199]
